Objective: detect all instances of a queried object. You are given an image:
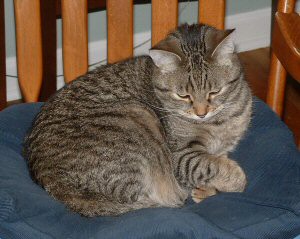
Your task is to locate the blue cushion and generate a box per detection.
[0,98,300,239]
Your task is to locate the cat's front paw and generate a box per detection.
[210,156,247,193]
[191,186,217,203]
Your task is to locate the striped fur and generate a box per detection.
[151,24,251,193]
[24,24,252,216]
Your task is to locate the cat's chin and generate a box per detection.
[179,113,212,123]
[180,109,220,122]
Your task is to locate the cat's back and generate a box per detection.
[24,55,157,182]
[45,55,152,109]
[26,55,154,136]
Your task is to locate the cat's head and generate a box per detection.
[149,24,243,122]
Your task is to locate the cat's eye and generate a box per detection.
[207,88,222,101]
[174,93,192,102]
[209,89,221,96]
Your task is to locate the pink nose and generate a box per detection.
[194,103,208,118]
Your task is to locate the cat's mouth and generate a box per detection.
[179,105,223,121]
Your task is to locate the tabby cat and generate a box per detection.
[24,24,252,217]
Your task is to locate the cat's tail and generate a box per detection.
[58,193,165,217]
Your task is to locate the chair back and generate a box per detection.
[0,0,225,109]
[266,0,300,147]
[266,0,300,117]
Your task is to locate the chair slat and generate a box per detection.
[0,0,6,109]
[39,0,57,102]
[199,0,225,30]
[152,0,178,46]
[107,0,133,64]
[14,0,43,102]
[61,0,88,83]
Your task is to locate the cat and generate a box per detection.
[24,24,252,217]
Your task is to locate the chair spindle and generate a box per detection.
[61,0,88,83]
[14,0,43,102]
[152,0,178,46]
[199,0,225,30]
[107,0,133,64]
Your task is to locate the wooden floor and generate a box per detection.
[7,47,300,146]
[239,47,300,146]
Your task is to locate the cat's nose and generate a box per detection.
[193,103,208,118]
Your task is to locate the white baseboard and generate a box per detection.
[6,7,272,101]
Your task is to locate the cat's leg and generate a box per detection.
[173,150,247,197]
[204,155,247,193]
[191,186,217,203]
[190,155,246,203]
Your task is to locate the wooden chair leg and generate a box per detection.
[266,52,287,117]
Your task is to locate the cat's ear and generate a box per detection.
[149,36,182,73]
[149,49,181,73]
[210,29,235,63]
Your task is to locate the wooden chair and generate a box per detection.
[0,0,224,108]
[266,0,300,146]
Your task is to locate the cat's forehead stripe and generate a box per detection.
[178,26,210,93]
[188,73,197,92]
